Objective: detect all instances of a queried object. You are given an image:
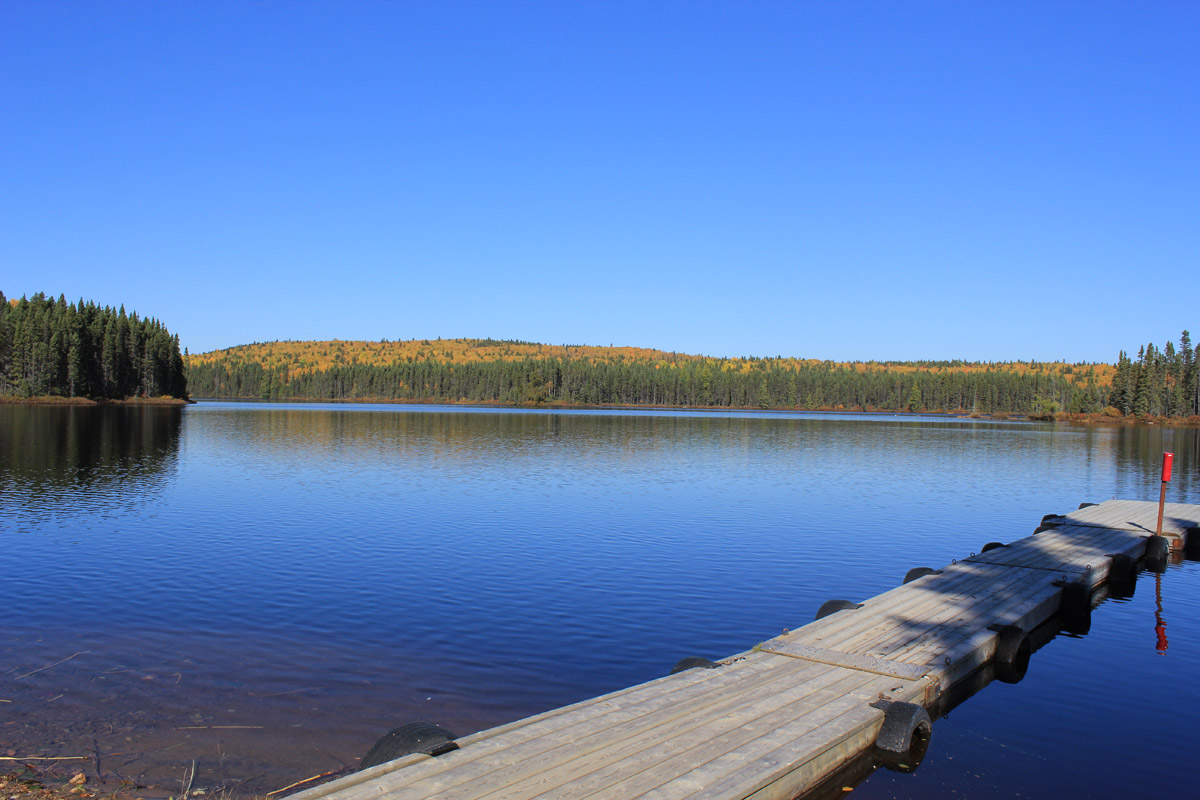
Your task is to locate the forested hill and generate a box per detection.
[1,292,188,400]
[185,338,1116,415]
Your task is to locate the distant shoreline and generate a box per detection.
[6,394,1197,426]
[0,395,192,406]
[184,396,1200,426]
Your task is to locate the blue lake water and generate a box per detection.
[2,403,1198,797]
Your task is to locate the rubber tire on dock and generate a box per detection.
[1107,553,1137,598]
[359,722,458,770]
[873,701,932,773]
[992,625,1031,684]
[1033,524,1058,534]
[815,599,863,620]
[981,541,1007,553]
[1143,535,1170,574]
[902,567,941,585]
[1058,581,1092,636]
[1078,502,1097,509]
[669,657,718,675]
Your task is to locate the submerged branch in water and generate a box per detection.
[249,688,320,697]
[14,651,91,681]
[175,726,264,730]
[180,760,196,800]
[265,770,341,797]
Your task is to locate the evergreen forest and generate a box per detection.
[186,339,1118,415]
[0,291,188,400]
[8,289,1194,419]
[1108,332,1200,418]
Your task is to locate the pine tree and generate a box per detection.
[1181,330,1197,416]
[1131,345,1151,416]
[1110,351,1133,414]
[0,291,10,394]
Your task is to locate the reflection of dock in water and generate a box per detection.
[292,500,1200,800]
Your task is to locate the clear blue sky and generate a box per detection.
[2,1,1196,362]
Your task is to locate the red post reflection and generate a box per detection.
[1154,572,1168,655]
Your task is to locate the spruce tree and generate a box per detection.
[1181,330,1196,416]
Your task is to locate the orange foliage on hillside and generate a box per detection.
[186,338,1116,387]
[186,339,718,373]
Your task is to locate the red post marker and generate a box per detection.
[1156,452,1174,537]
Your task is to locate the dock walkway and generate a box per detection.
[292,499,1200,800]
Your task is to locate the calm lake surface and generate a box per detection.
[3,403,1199,798]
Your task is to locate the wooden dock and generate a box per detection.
[292,499,1200,800]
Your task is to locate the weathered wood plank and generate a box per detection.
[755,642,932,681]
[817,524,1143,663]
[966,525,1145,573]
[733,719,881,800]
[855,566,1059,661]
[793,563,995,646]
[644,699,898,800]
[546,675,911,800]
[1054,500,1200,534]
[806,563,1054,658]
[479,671,890,800]
[330,656,829,800]
[890,583,1065,685]
[319,657,806,800]
[289,754,434,800]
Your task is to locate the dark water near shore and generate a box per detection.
[2,403,1199,798]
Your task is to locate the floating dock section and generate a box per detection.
[292,499,1200,800]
